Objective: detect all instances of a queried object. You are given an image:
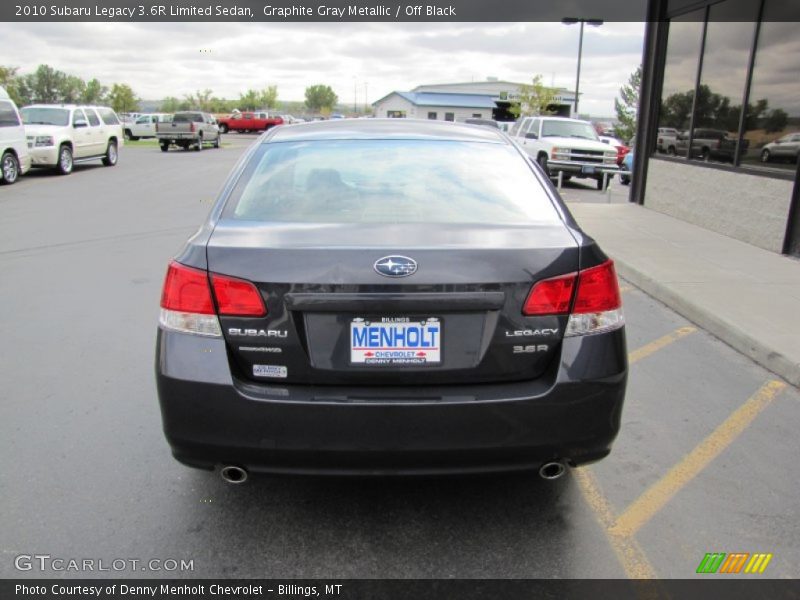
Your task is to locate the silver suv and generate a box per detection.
[21,104,123,175]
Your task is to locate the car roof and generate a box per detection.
[266,118,508,144]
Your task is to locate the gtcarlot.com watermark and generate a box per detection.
[14,554,194,573]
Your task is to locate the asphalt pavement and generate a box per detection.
[1,135,798,581]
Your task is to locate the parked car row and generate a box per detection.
[0,85,124,184]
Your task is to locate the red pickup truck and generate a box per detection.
[216,111,283,133]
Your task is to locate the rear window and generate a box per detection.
[173,113,203,123]
[224,140,561,225]
[21,107,69,126]
[96,108,120,125]
[0,100,20,127]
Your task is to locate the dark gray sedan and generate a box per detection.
[155,119,627,483]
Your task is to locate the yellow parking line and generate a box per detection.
[628,326,697,365]
[573,468,659,580]
[611,380,786,537]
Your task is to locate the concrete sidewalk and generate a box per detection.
[567,201,800,387]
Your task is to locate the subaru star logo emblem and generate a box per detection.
[374,255,418,278]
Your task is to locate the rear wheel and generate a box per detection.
[160,143,170,152]
[701,148,711,162]
[1,151,20,185]
[667,145,676,156]
[101,140,118,166]
[56,145,73,175]
[760,149,771,163]
[213,134,220,149]
[195,134,203,151]
[219,124,229,134]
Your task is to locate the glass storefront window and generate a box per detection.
[739,1,800,172]
[688,0,757,164]
[656,11,704,156]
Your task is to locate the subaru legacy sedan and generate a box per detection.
[155,119,627,483]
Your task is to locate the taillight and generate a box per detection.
[211,274,266,317]
[161,261,214,314]
[566,260,624,336]
[572,260,621,314]
[522,260,624,337]
[523,273,577,315]
[158,261,220,337]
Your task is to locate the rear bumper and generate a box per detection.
[155,328,627,475]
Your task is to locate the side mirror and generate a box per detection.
[74,119,88,128]
[525,132,538,140]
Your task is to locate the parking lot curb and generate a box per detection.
[613,260,800,388]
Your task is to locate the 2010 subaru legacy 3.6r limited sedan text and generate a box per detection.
[155,119,627,483]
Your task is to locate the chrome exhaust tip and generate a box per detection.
[220,465,248,484]
[538,461,567,480]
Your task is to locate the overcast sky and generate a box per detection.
[0,21,644,116]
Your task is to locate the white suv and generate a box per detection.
[0,86,31,185]
[510,116,619,190]
[21,104,124,175]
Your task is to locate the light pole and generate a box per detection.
[562,17,603,117]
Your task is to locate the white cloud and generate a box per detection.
[0,21,644,116]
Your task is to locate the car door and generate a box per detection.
[71,109,93,158]
[83,108,106,155]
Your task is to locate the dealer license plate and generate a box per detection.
[350,317,441,365]
[582,165,596,174]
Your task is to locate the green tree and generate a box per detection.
[0,65,28,105]
[237,89,260,110]
[763,108,788,133]
[160,96,182,112]
[510,75,557,118]
[81,78,108,104]
[259,85,278,110]
[27,64,66,103]
[108,83,139,113]
[304,84,338,113]
[60,75,86,104]
[613,65,641,143]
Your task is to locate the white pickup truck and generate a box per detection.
[123,113,171,140]
[509,116,619,190]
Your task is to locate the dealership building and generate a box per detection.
[634,0,800,256]
[372,79,576,123]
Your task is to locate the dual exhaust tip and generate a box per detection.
[538,461,567,480]
[220,465,248,484]
[220,461,567,484]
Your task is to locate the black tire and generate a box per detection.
[213,134,220,149]
[701,148,711,162]
[1,151,20,185]
[179,142,189,150]
[760,149,771,163]
[620,176,630,186]
[124,129,132,141]
[56,144,73,175]
[536,153,549,176]
[160,143,170,152]
[219,124,228,134]
[667,145,676,156]
[101,140,118,166]
[195,134,203,152]
[596,177,606,191]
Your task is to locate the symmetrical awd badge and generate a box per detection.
[374,256,417,278]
